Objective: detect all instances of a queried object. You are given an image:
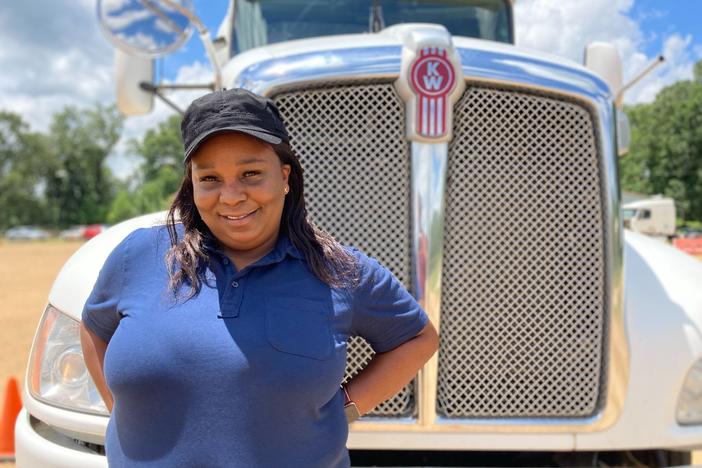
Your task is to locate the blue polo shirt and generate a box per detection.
[82,225,428,467]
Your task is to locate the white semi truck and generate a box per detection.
[16,1,702,466]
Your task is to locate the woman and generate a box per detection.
[80,88,439,467]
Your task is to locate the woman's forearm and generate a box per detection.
[79,323,114,412]
[345,321,439,415]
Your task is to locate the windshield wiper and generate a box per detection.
[369,0,385,32]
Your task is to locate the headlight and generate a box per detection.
[677,358,702,425]
[28,304,108,415]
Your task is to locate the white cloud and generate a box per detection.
[0,1,114,131]
[624,34,693,103]
[514,0,700,105]
[104,8,152,31]
[515,0,641,61]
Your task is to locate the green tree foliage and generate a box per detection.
[107,166,181,224]
[131,114,183,182]
[621,64,702,222]
[44,105,123,227]
[695,60,702,83]
[107,115,183,224]
[0,112,52,230]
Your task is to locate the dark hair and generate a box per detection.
[165,140,358,299]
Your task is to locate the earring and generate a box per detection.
[284,185,289,195]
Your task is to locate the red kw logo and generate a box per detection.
[409,47,456,138]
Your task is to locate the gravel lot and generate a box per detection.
[1,240,701,467]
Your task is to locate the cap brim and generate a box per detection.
[184,126,283,161]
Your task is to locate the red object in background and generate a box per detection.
[673,237,702,256]
[82,224,104,240]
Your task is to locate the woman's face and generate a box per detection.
[190,131,291,259]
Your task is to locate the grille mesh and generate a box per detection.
[272,83,415,416]
[438,86,605,418]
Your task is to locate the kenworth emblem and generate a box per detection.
[410,48,455,137]
[393,25,465,143]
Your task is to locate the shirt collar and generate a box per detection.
[202,231,304,266]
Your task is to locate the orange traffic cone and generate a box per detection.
[0,376,22,461]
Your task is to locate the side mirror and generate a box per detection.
[616,110,631,156]
[584,42,622,100]
[98,0,221,97]
[97,0,193,58]
[115,49,154,116]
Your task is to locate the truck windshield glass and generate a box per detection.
[622,209,637,220]
[233,0,512,54]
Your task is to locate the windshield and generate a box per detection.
[622,209,637,220]
[232,0,512,54]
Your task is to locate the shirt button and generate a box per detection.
[222,258,229,265]
[231,281,239,288]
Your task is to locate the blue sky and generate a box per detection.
[631,0,702,57]
[0,1,700,178]
[156,1,230,81]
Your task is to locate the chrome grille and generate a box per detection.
[439,86,605,418]
[272,83,415,416]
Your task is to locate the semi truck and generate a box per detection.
[16,1,702,466]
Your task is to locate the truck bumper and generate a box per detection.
[15,409,106,468]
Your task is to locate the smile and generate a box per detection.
[224,211,255,220]
[220,209,258,223]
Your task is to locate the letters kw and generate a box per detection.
[423,62,444,91]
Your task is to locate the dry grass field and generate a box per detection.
[0,240,701,467]
[0,241,83,390]
[0,240,82,468]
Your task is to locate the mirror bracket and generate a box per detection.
[139,82,215,115]
[159,0,223,90]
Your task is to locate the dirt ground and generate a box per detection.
[0,240,83,390]
[0,240,82,468]
[1,241,701,467]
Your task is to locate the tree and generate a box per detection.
[621,74,702,222]
[107,114,183,223]
[44,105,123,227]
[0,112,52,230]
[131,114,183,183]
[107,166,181,224]
[694,59,702,83]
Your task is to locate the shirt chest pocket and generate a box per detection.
[264,297,334,360]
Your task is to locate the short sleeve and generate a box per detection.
[349,249,429,353]
[81,233,132,342]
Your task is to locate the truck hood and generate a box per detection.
[223,24,610,102]
[48,212,169,321]
[624,229,702,328]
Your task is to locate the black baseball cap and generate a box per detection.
[181,88,290,161]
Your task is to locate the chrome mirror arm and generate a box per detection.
[138,82,215,115]
[156,0,224,90]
